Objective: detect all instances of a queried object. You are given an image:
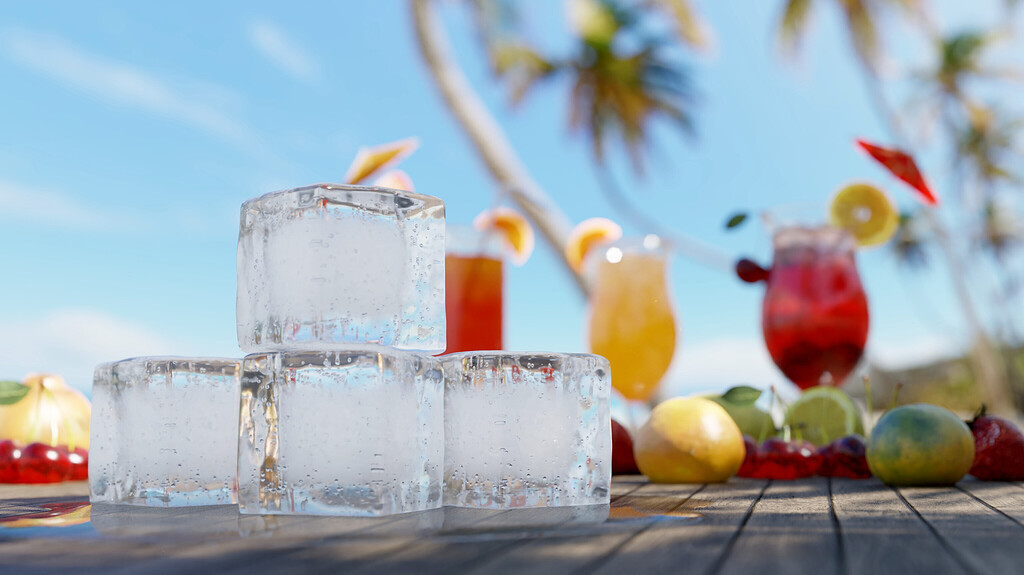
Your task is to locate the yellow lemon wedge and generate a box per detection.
[829,183,899,247]
[565,217,623,272]
[373,170,415,192]
[473,207,535,266]
[344,138,418,185]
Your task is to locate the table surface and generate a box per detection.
[2,476,1023,574]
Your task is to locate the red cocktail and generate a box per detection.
[444,226,504,353]
[761,226,869,389]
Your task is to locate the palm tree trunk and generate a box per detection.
[857,62,1014,412]
[410,0,588,295]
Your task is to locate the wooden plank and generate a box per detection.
[957,478,1024,526]
[831,478,962,575]
[438,480,763,575]
[587,479,767,575]
[0,481,89,500]
[714,478,838,575]
[898,483,1024,574]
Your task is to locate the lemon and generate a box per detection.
[473,207,535,265]
[0,374,91,450]
[784,386,864,447]
[634,397,745,483]
[867,404,974,486]
[829,183,899,247]
[565,217,623,272]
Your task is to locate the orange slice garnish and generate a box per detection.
[373,170,415,192]
[344,138,418,185]
[473,207,535,266]
[565,217,623,272]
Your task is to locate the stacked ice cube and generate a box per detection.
[90,182,611,518]
[235,184,446,517]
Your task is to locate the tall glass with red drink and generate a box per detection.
[444,226,504,354]
[761,224,869,389]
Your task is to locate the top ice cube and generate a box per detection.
[237,184,446,353]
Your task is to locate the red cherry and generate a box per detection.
[818,434,871,479]
[67,447,89,481]
[0,440,21,483]
[16,443,71,484]
[736,258,770,283]
[611,419,640,475]
[751,437,820,479]
[736,435,760,478]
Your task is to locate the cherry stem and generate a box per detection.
[863,375,874,435]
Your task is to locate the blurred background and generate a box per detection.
[1,0,1022,411]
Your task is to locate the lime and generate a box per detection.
[708,396,778,440]
[867,404,974,486]
[784,387,864,447]
[829,183,899,247]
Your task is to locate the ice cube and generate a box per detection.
[236,184,446,353]
[441,352,611,508]
[238,347,444,516]
[89,357,241,507]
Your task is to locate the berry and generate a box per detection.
[67,447,89,481]
[611,419,640,475]
[0,440,21,483]
[750,437,821,479]
[818,434,871,479]
[968,415,1024,481]
[736,259,770,284]
[16,443,71,484]
[736,435,760,478]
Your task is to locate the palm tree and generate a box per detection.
[412,0,719,292]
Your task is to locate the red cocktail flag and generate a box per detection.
[855,139,939,206]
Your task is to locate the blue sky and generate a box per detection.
[1,1,1021,397]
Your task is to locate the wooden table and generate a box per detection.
[2,477,1023,574]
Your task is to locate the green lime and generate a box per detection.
[784,387,864,446]
[708,397,778,440]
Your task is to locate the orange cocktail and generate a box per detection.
[587,236,677,401]
[445,226,504,353]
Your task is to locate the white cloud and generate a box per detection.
[0,179,118,229]
[0,27,266,156]
[248,20,318,83]
[866,334,965,371]
[0,309,184,394]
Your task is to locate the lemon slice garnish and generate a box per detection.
[830,183,899,247]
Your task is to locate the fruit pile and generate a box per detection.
[0,441,88,483]
[0,374,91,484]
[611,383,1024,486]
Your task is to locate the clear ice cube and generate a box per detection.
[238,348,444,516]
[441,352,611,508]
[89,357,241,507]
[236,184,446,353]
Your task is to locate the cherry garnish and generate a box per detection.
[736,258,770,283]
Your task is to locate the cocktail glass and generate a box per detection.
[444,225,505,354]
[759,216,870,390]
[586,235,677,426]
